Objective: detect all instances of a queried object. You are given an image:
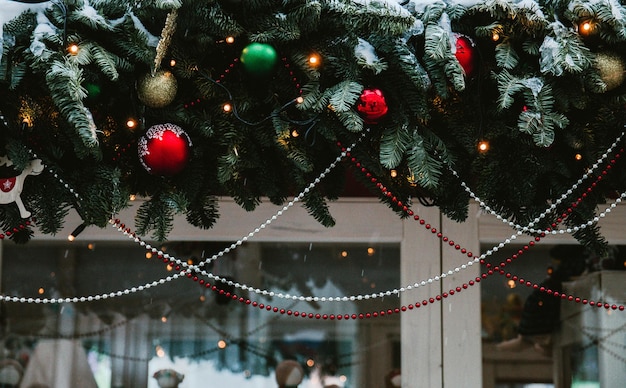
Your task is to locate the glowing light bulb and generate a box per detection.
[580,21,593,35]
[223,103,232,112]
[126,119,137,129]
[492,33,500,41]
[225,36,235,44]
[68,43,79,55]
[291,129,300,138]
[170,59,176,67]
[390,169,398,178]
[217,340,227,349]
[308,53,321,67]
[296,96,304,104]
[478,140,490,153]
[575,153,583,161]
[367,247,375,256]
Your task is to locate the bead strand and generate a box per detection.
[449,133,624,234]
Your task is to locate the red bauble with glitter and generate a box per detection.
[357,88,389,124]
[454,33,476,77]
[138,123,192,176]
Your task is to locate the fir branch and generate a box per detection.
[135,195,175,242]
[45,58,100,156]
[298,82,328,112]
[423,24,449,62]
[302,190,335,227]
[75,42,121,81]
[493,69,525,110]
[326,80,363,112]
[494,41,519,70]
[539,22,592,76]
[420,1,446,25]
[186,194,219,230]
[379,123,411,169]
[406,129,442,189]
[334,109,363,133]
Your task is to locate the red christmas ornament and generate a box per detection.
[453,33,476,77]
[138,123,192,176]
[356,88,389,124]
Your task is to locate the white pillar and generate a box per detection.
[401,204,481,387]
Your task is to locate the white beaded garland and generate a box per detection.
[4,133,624,305]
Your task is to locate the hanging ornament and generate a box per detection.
[83,82,102,101]
[138,123,192,176]
[356,88,389,124]
[593,52,625,92]
[275,360,304,388]
[240,42,278,76]
[154,9,178,71]
[0,157,44,218]
[453,33,476,77]
[153,369,184,388]
[136,70,178,108]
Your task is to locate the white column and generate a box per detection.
[441,204,481,387]
[401,204,481,387]
[401,204,443,387]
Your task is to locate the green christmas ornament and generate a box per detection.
[84,82,102,100]
[240,43,278,76]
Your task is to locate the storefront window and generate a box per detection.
[1,240,400,387]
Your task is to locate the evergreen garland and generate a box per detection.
[0,0,625,251]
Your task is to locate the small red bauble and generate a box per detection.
[357,88,389,124]
[138,123,192,176]
[453,33,476,77]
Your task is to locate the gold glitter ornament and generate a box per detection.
[594,52,625,92]
[136,70,178,108]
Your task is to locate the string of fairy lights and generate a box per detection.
[0,129,624,316]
